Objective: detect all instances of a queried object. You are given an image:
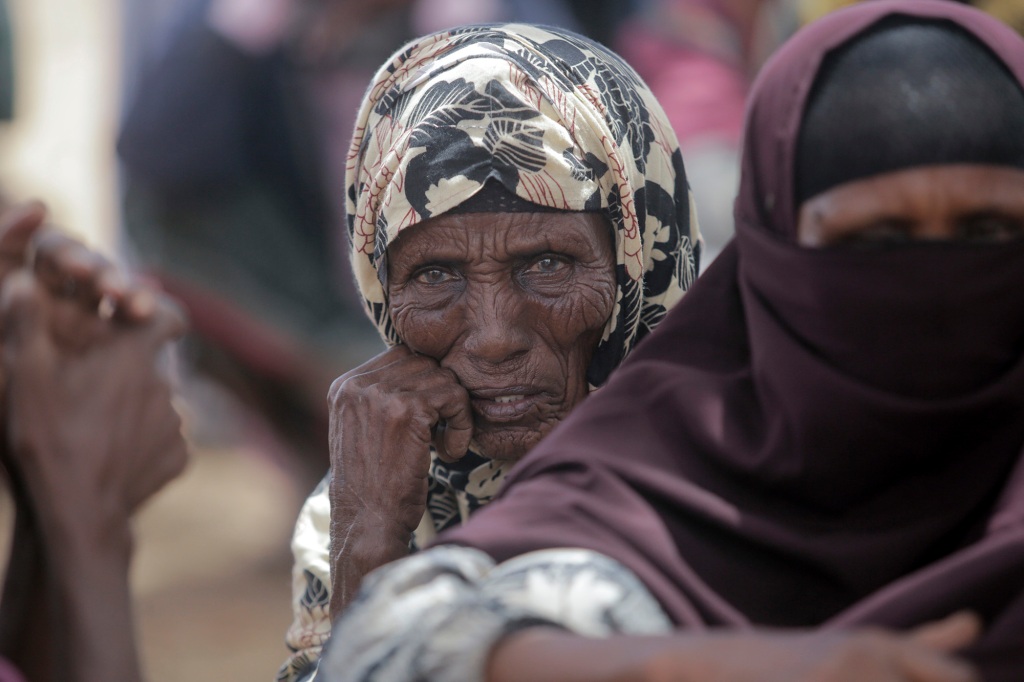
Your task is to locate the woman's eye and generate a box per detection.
[833,220,912,247]
[414,267,454,285]
[527,255,568,274]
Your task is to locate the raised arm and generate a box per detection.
[0,206,187,682]
[327,344,473,613]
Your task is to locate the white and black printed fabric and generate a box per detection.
[321,546,674,682]
[279,23,699,682]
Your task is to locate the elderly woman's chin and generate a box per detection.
[472,425,551,462]
[460,330,600,461]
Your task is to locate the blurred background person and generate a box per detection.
[0,1,311,679]
[118,0,398,482]
[615,0,797,264]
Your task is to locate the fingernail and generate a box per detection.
[97,294,116,321]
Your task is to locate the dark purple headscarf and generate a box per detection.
[441,2,1024,679]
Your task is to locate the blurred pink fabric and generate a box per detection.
[616,0,791,264]
[618,23,747,144]
[0,658,25,682]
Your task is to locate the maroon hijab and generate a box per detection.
[442,1,1024,678]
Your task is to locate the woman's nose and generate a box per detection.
[462,287,531,365]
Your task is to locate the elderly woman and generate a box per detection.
[318,2,1024,681]
[278,24,699,681]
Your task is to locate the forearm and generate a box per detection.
[0,504,140,682]
[329,504,413,615]
[318,546,673,682]
[118,2,271,188]
[0,504,55,681]
[47,528,141,682]
[489,621,986,682]
[488,629,679,682]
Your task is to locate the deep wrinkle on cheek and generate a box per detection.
[387,293,459,360]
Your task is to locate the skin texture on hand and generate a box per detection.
[0,202,188,682]
[0,271,187,682]
[328,344,473,612]
[3,270,188,522]
[487,613,982,682]
[327,211,617,614]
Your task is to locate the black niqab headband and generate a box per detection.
[795,18,1024,206]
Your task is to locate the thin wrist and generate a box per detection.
[32,500,134,572]
[55,561,143,682]
[332,484,423,540]
[329,514,412,614]
[332,510,413,560]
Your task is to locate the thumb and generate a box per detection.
[1,271,52,353]
[909,611,983,653]
[0,202,47,281]
[0,201,47,254]
[437,415,473,463]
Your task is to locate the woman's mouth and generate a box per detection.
[469,388,544,422]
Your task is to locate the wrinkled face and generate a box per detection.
[387,211,616,461]
[796,165,1024,247]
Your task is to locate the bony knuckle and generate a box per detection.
[438,366,460,383]
[330,373,370,405]
[328,375,347,402]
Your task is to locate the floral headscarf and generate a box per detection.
[348,23,699,378]
[345,23,700,534]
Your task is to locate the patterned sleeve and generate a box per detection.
[277,478,333,682]
[318,546,673,682]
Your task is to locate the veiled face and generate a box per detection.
[387,211,616,461]
[796,165,1024,247]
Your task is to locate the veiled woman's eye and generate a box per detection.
[415,267,454,285]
